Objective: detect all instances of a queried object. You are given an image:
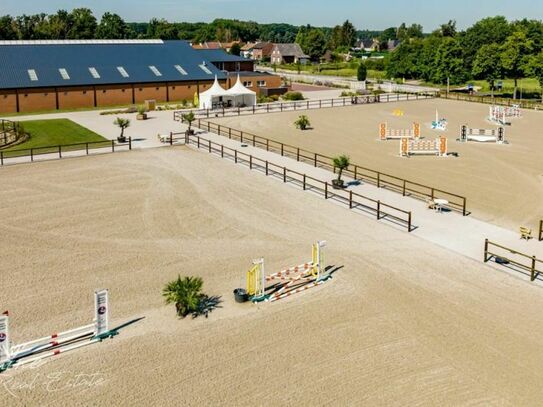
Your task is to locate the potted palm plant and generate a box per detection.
[332,154,350,189]
[294,115,310,130]
[136,105,147,120]
[162,275,222,318]
[114,117,130,143]
[182,112,196,135]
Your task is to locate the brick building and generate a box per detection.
[0,39,281,114]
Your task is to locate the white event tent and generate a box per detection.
[199,75,256,110]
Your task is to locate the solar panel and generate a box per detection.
[27,69,38,81]
[89,67,100,79]
[149,66,162,76]
[174,65,188,75]
[59,68,70,80]
[199,64,212,75]
[117,66,129,78]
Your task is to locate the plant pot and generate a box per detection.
[117,136,126,143]
[233,288,248,303]
[136,113,147,120]
[332,179,345,189]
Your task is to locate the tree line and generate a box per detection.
[386,17,543,95]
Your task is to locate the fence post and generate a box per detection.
[377,173,380,188]
[218,125,221,135]
[431,188,435,200]
[208,139,211,153]
[408,212,412,232]
[129,137,132,150]
[283,167,287,183]
[483,239,489,262]
[281,103,283,112]
[319,100,322,108]
[343,98,346,106]
[30,148,34,162]
[296,148,300,161]
[281,144,284,156]
[354,166,357,180]
[265,161,269,176]
[463,198,467,216]
[314,153,317,167]
[252,135,256,147]
[249,155,253,169]
[402,180,406,196]
[377,201,381,219]
[221,145,224,158]
[539,220,543,241]
[58,145,62,159]
[235,150,238,163]
[170,132,173,146]
[349,191,353,209]
[240,132,244,143]
[229,128,232,139]
[111,140,115,152]
[331,99,334,107]
[266,139,269,151]
[531,256,537,281]
[303,174,306,190]
[0,151,3,166]
[325,182,328,199]
[86,143,89,155]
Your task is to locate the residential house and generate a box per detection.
[240,42,256,59]
[387,40,401,51]
[270,43,310,64]
[251,42,274,61]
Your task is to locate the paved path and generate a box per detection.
[191,126,543,285]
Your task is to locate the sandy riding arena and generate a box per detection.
[1,148,543,405]
[214,98,543,230]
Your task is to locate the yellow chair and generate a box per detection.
[520,226,532,240]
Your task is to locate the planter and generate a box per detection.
[117,136,127,143]
[136,113,147,120]
[332,179,345,189]
[233,288,248,303]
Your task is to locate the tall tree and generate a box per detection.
[49,10,72,39]
[96,12,129,39]
[524,51,543,101]
[68,8,97,39]
[472,44,503,94]
[341,20,357,47]
[0,15,18,40]
[500,31,534,98]
[431,37,467,84]
[440,20,457,37]
[462,16,511,68]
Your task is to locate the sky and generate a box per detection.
[2,0,543,30]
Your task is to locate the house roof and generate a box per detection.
[273,43,309,58]
[253,42,272,50]
[196,49,251,63]
[241,42,256,51]
[0,40,226,90]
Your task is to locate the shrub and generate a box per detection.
[137,105,147,115]
[294,115,311,130]
[357,64,368,81]
[283,91,304,101]
[162,275,222,319]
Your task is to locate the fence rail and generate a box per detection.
[179,132,414,232]
[440,92,543,110]
[484,239,542,282]
[196,120,468,216]
[0,138,132,166]
[173,93,436,121]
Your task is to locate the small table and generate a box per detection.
[433,198,449,212]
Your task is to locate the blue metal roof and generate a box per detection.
[0,40,227,90]
[196,49,252,62]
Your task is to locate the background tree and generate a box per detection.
[440,20,457,37]
[472,44,503,94]
[340,20,357,48]
[524,51,543,101]
[461,16,511,68]
[49,10,72,39]
[500,31,534,98]
[68,8,97,39]
[96,12,129,39]
[229,42,241,56]
[297,26,326,61]
[431,37,467,84]
[0,16,18,39]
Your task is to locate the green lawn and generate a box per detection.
[2,119,108,157]
[468,78,541,95]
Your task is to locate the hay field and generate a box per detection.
[214,98,543,230]
[2,148,543,405]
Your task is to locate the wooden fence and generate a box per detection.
[484,239,542,282]
[172,93,436,121]
[440,92,543,110]
[196,120,469,216]
[176,131,414,232]
[0,138,132,166]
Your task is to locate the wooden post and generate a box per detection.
[531,256,537,281]
[170,132,173,146]
[297,148,300,161]
[402,180,406,196]
[58,145,62,159]
[349,191,353,209]
[377,201,381,219]
[377,173,380,188]
[319,100,322,108]
[197,136,200,149]
[86,143,89,155]
[208,139,211,153]
[240,132,244,143]
[229,128,232,139]
[266,139,269,151]
[303,174,306,190]
[539,220,543,241]
[249,155,252,170]
[484,239,489,262]
[129,137,132,150]
[463,198,467,216]
[431,188,435,200]
[325,182,328,199]
[218,124,221,135]
[281,144,284,156]
[0,151,3,166]
[221,145,224,158]
[314,153,317,167]
[354,166,357,180]
[283,167,287,183]
[253,135,256,147]
[265,161,269,175]
[235,150,238,163]
[408,212,412,232]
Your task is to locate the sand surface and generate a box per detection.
[2,148,543,405]
[214,98,543,230]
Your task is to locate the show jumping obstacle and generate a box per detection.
[460,125,505,143]
[393,109,404,117]
[489,105,521,125]
[431,110,448,131]
[0,290,139,373]
[400,136,448,157]
[245,241,331,303]
[379,122,421,141]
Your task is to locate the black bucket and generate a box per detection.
[233,288,248,303]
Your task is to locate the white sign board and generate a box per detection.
[0,314,10,362]
[94,290,109,336]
